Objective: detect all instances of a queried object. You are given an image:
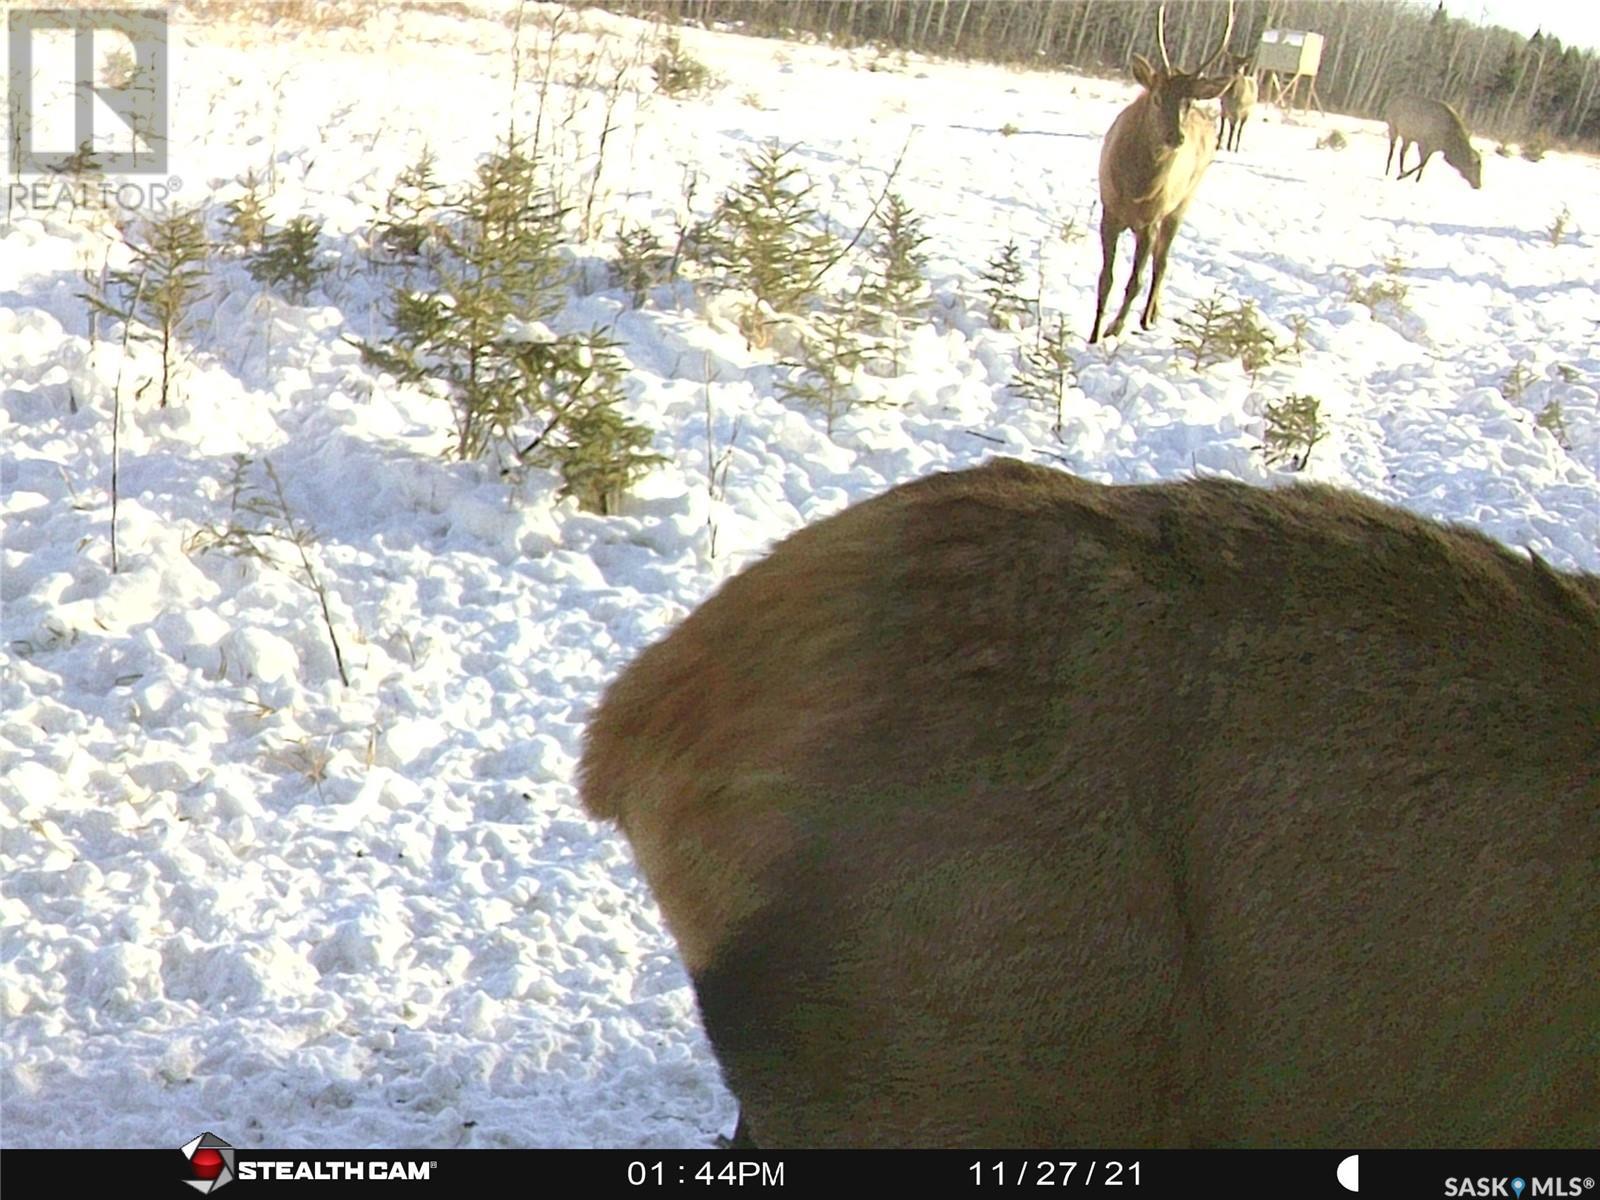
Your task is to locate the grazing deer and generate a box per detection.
[1384,94,1483,189]
[1217,53,1258,152]
[1090,2,1235,344]
[581,457,1599,1149]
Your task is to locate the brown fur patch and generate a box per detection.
[580,459,1600,1146]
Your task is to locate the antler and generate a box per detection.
[1155,4,1173,72]
[1200,0,1237,75]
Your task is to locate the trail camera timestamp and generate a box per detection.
[970,1161,1142,1187]
[627,1161,785,1187]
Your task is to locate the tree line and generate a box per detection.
[599,0,1600,151]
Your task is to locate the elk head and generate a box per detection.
[1129,59,1232,149]
[1132,5,1233,148]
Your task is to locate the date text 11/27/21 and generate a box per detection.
[972,1161,1142,1186]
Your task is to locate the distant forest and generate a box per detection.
[600,0,1600,152]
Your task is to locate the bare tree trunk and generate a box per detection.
[1522,49,1545,134]
[1569,56,1599,138]
[1036,1,1058,57]
[950,0,972,52]
[1464,27,1494,120]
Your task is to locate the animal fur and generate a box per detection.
[582,458,1599,1149]
[1384,94,1484,188]
[1217,54,1258,152]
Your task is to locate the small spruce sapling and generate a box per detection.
[1548,204,1571,247]
[1287,312,1311,360]
[1536,400,1570,448]
[858,191,930,372]
[613,221,674,307]
[358,137,571,461]
[980,240,1029,331]
[515,333,666,514]
[652,32,712,97]
[1174,292,1232,370]
[248,216,330,303]
[85,205,210,409]
[1344,253,1409,313]
[778,306,886,436]
[1500,361,1535,402]
[222,168,270,253]
[695,141,837,337]
[1175,291,1281,376]
[1229,298,1281,379]
[1259,394,1325,471]
[375,146,444,261]
[1012,314,1077,440]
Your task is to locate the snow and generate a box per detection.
[3,1,1597,1151]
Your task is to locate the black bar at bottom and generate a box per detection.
[2,1148,1595,1195]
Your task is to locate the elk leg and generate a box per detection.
[1107,231,1152,339]
[1231,118,1246,153]
[1090,218,1124,344]
[1397,144,1430,181]
[1141,216,1182,331]
[1397,138,1419,179]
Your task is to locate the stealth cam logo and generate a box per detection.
[180,1132,235,1193]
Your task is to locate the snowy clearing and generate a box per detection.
[2,2,1597,1149]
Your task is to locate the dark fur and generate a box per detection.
[582,459,1600,1148]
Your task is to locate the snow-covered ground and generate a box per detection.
[3,1,1597,1150]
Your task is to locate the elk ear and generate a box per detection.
[1189,76,1233,101]
[1130,54,1157,90]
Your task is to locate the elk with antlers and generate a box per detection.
[1090,2,1234,344]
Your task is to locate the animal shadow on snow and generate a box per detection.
[945,122,1102,143]
[1211,159,1303,187]
[1372,216,1578,251]
[1404,263,1595,304]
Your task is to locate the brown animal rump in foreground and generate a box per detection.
[1089,1,1235,344]
[581,458,1599,1149]
[1217,53,1257,152]
[1384,93,1484,189]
